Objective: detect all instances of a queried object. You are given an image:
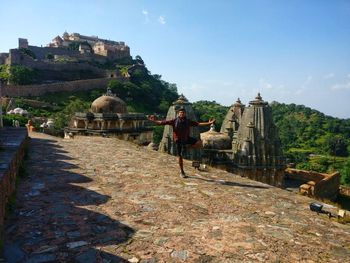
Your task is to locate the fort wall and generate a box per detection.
[7,48,124,82]
[1,77,122,97]
[0,128,28,241]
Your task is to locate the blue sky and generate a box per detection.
[0,0,349,118]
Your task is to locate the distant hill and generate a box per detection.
[270,101,350,156]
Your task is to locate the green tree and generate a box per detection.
[0,64,10,83]
[53,99,90,130]
[9,66,36,85]
[340,158,350,185]
[326,135,348,157]
[46,53,54,60]
[135,55,144,65]
[20,48,36,59]
[192,101,228,131]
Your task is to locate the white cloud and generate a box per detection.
[330,81,350,90]
[330,74,350,91]
[142,9,149,22]
[323,73,335,79]
[158,15,166,25]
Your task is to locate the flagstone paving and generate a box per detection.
[2,132,350,262]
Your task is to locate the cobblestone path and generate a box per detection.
[3,132,350,262]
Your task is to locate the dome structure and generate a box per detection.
[200,124,231,150]
[90,89,128,114]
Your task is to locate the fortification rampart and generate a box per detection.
[7,48,123,82]
[10,49,106,73]
[1,77,122,97]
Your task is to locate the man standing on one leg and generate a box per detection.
[148,107,215,178]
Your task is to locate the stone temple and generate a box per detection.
[64,88,153,144]
[201,93,285,187]
[158,95,200,160]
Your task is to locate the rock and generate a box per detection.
[26,254,56,263]
[75,249,97,263]
[153,237,169,246]
[134,230,153,239]
[3,244,26,263]
[147,142,158,151]
[67,231,81,238]
[264,211,276,216]
[32,182,45,190]
[96,214,110,223]
[128,256,139,263]
[66,241,88,249]
[92,225,107,234]
[140,259,156,263]
[33,245,58,254]
[27,190,40,197]
[171,250,188,261]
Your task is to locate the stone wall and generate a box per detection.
[1,77,121,97]
[8,49,109,81]
[0,128,28,242]
[340,186,350,196]
[314,171,340,200]
[285,168,324,182]
[285,168,340,200]
[230,166,285,188]
[0,53,8,64]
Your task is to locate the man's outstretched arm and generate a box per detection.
[198,118,215,126]
[147,115,173,125]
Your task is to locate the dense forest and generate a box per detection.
[270,102,350,184]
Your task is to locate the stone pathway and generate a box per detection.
[2,132,350,262]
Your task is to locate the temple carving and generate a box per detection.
[201,93,285,187]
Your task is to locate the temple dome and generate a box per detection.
[91,95,128,114]
[200,124,231,150]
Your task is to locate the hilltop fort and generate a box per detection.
[0,32,132,84]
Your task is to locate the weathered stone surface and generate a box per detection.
[75,249,97,263]
[3,244,26,263]
[2,132,350,262]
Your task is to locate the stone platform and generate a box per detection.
[2,132,350,262]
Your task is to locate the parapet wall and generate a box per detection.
[285,168,324,183]
[230,166,285,188]
[1,77,121,97]
[285,168,340,200]
[0,128,28,241]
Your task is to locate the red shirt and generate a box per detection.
[160,117,198,142]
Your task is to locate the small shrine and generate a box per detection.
[64,88,153,144]
[201,94,285,187]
